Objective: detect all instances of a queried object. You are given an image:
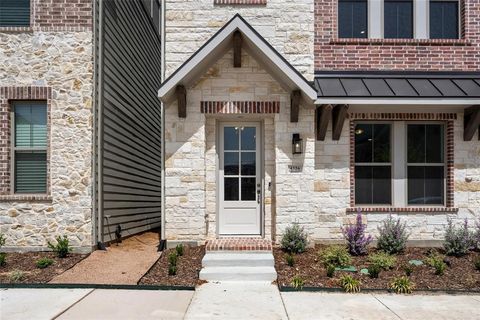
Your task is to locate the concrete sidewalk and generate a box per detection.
[1,286,480,320]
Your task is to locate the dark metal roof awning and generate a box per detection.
[314,72,480,100]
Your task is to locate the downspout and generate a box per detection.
[160,0,166,243]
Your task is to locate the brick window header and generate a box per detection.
[214,0,267,5]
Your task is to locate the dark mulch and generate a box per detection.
[139,245,205,287]
[0,252,88,284]
[274,245,480,291]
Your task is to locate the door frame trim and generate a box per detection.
[215,120,264,237]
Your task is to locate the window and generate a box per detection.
[354,122,446,207]
[12,102,47,194]
[384,0,413,38]
[430,1,459,39]
[407,124,445,205]
[338,0,368,38]
[0,0,30,27]
[141,0,161,35]
[354,124,392,205]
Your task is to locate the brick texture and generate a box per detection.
[214,0,267,4]
[35,0,92,29]
[0,86,52,195]
[200,101,280,114]
[315,0,480,71]
[206,238,273,251]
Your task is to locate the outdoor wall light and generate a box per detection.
[292,133,303,154]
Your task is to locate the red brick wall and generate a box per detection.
[34,0,92,29]
[314,0,480,71]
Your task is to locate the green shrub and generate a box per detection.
[319,245,351,268]
[9,270,24,282]
[168,252,178,266]
[0,233,5,248]
[285,254,295,267]
[281,224,308,254]
[175,244,184,256]
[326,264,336,278]
[168,265,177,276]
[404,265,413,276]
[291,275,305,290]
[427,253,447,276]
[474,257,480,271]
[368,252,396,270]
[368,264,381,279]
[339,275,361,293]
[0,253,6,267]
[377,216,409,254]
[444,219,474,257]
[390,276,414,294]
[47,235,71,258]
[36,257,54,269]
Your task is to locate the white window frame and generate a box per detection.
[426,0,461,40]
[354,121,394,206]
[354,120,447,207]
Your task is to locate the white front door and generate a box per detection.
[219,122,261,235]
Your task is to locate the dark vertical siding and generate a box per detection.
[96,0,162,242]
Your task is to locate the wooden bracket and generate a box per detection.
[176,85,187,118]
[233,31,242,68]
[316,105,333,141]
[332,104,349,140]
[290,90,301,122]
[463,105,480,141]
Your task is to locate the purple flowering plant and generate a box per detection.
[377,215,409,254]
[342,210,373,255]
[444,218,474,256]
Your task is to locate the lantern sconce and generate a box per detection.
[292,133,303,154]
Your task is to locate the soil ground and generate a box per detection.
[274,245,480,291]
[0,252,87,284]
[139,245,205,287]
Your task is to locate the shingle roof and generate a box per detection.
[314,72,480,98]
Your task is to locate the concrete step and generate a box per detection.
[199,266,277,282]
[202,252,275,268]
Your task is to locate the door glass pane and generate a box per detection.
[407,124,426,163]
[224,152,239,175]
[355,124,373,162]
[224,127,239,150]
[224,178,239,201]
[373,124,391,162]
[241,152,256,176]
[426,124,444,163]
[241,127,256,150]
[241,178,256,201]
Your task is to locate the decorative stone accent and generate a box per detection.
[200,101,280,114]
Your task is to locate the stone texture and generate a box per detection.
[0,31,93,251]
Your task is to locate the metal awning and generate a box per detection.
[314,72,480,104]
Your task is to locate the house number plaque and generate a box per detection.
[288,165,303,173]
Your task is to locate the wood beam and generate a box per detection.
[332,104,349,140]
[316,105,333,141]
[463,105,480,141]
[176,85,187,118]
[290,90,301,122]
[233,31,242,68]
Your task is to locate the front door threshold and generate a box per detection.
[206,238,272,251]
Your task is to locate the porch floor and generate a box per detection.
[205,238,272,251]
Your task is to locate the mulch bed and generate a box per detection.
[274,245,480,291]
[0,252,88,284]
[139,245,205,287]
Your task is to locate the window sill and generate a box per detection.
[347,207,459,213]
[0,26,33,33]
[0,195,52,202]
[330,38,470,46]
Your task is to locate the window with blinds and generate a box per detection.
[13,102,47,194]
[0,0,30,27]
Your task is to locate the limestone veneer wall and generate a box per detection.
[164,0,315,80]
[0,31,93,252]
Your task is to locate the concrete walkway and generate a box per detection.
[50,232,161,285]
[1,286,480,320]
